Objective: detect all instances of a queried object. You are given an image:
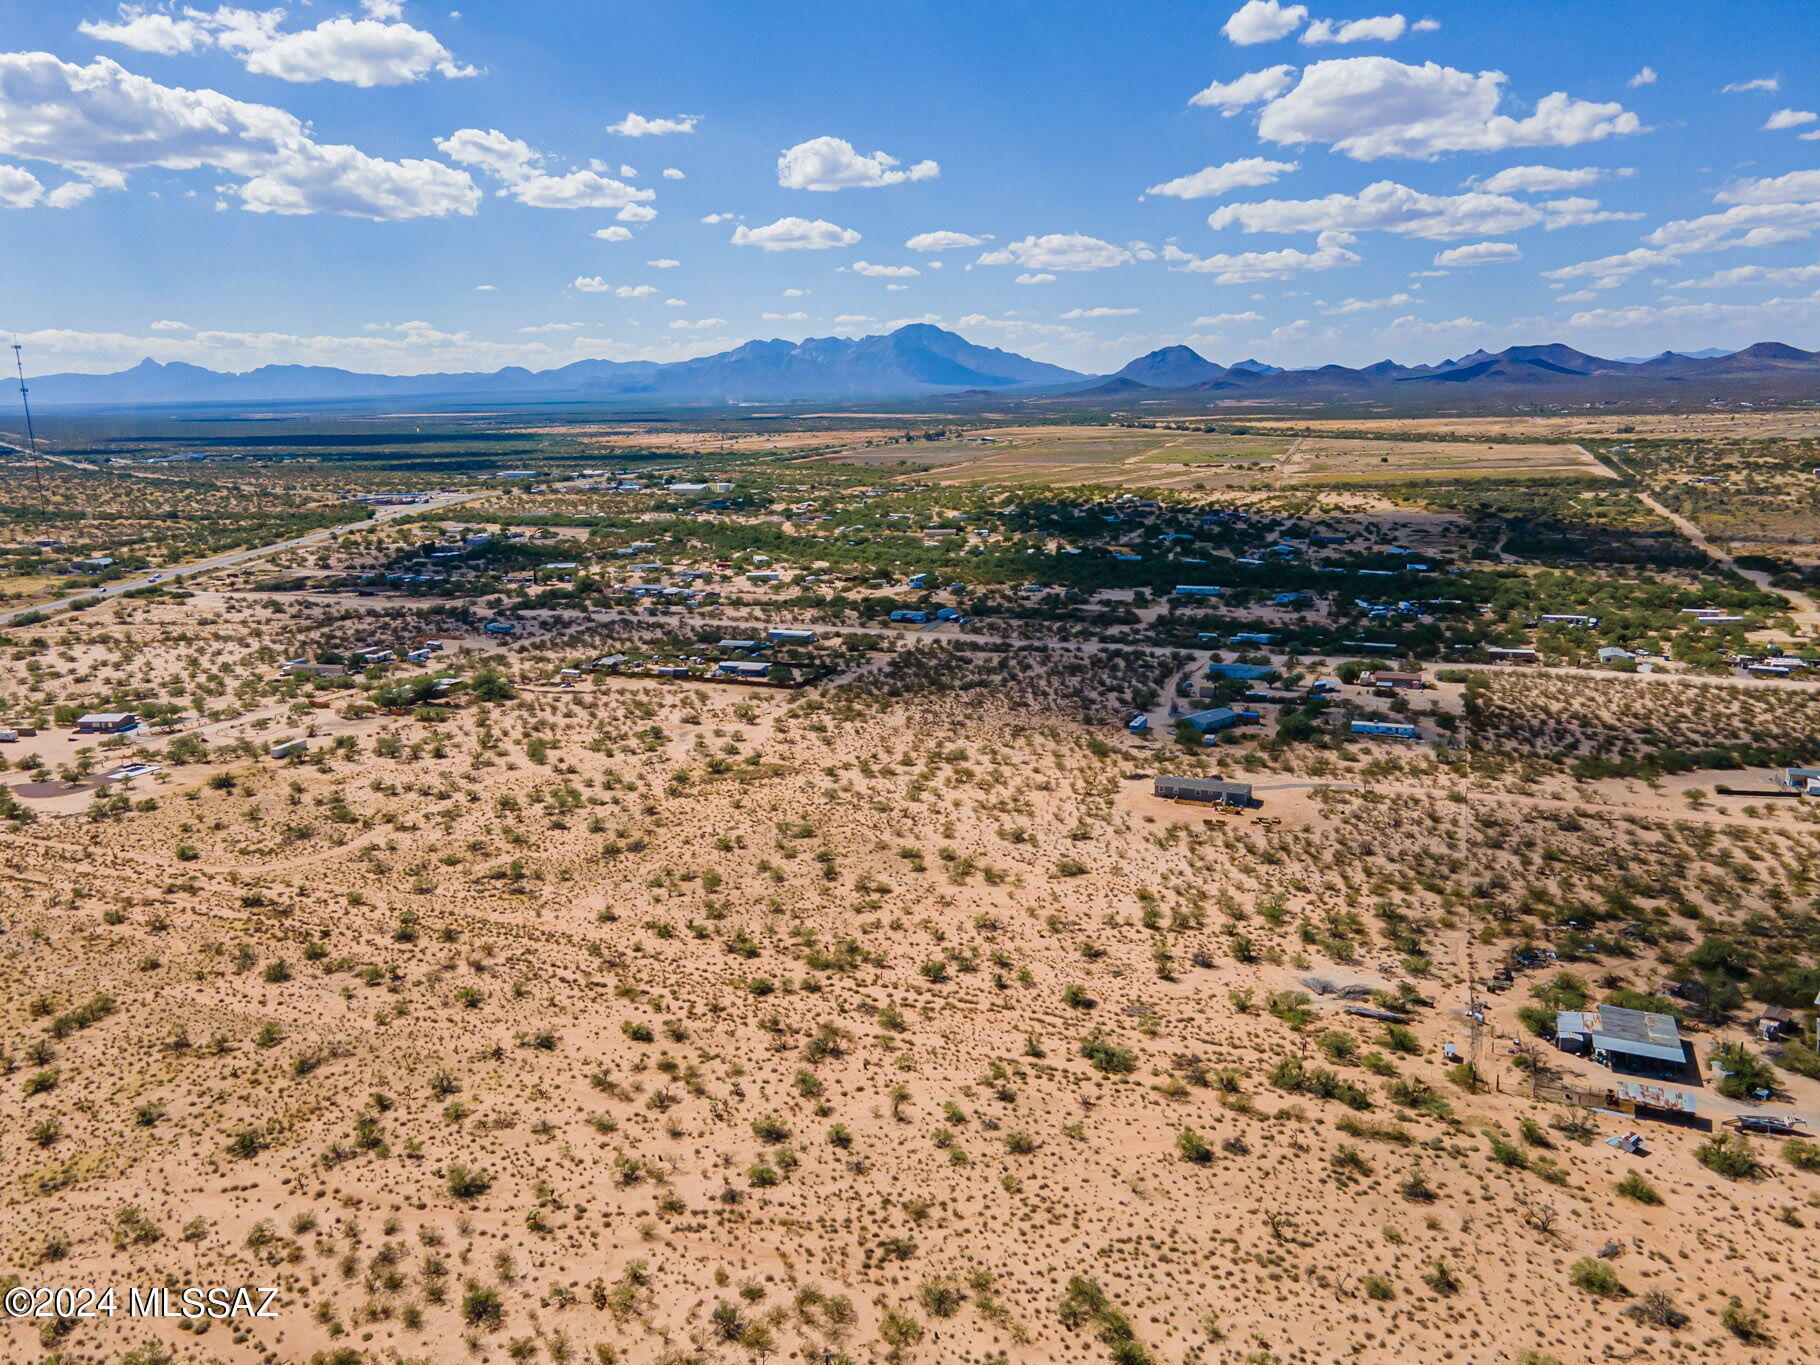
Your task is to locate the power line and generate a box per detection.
[11,340,43,501]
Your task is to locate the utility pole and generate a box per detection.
[11,341,43,500]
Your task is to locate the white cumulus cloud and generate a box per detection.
[776,136,938,190]
[1208,180,1543,240]
[1674,263,1820,289]
[435,130,657,213]
[1145,157,1299,199]
[78,6,209,55]
[1715,169,1820,204]
[1645,201,1820,254]
[84,6,476,86]
[1318,292,1412,313]
[1223,2,1308,45]
[976,233,1135,271]
[1253,57,1645,160]
[0,53,479,219]
[505,169,652,211]
[0,164,47,208]
[731,216,862,250]
[1060,307,1140,318]
[570,278,659,297]
[1190,65,1298,112]
[1541,247,1677,286]
[905,230,986,250]
[1163,233,1360,282]
[1541,196,1640,229]
[239,17,477,86]
[1302,15,1409,45]
[433,127,543,187]
[605,113,699,136]
[1476,164,1609,194]
[1432,240,1521,266]
[1765,109,1819,131]
[851,260,920,277]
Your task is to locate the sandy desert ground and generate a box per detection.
[0,586,1815,1365]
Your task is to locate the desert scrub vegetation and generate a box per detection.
[1462,672,1820,775]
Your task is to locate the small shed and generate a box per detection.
[1754,1005,1798,1041]
[1154,775,1253,807]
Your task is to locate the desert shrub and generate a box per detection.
[1695,1135,1762,1180]
[462,1284,503,1327]
[1175,1127,1213,1164]
[1783,1137,1820,1172]
[447,1164,492,1199]
[1080,1034,1136,1075]
[1616,1170,1661,1204]
[1711,1042,1777,1100]
[1568,1259,1623,1297]
[1721,1296,1771,1343]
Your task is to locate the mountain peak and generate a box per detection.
[1114,345,1226,388]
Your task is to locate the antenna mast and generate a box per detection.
[11,341,43,498]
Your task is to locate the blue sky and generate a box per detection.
[2,0,1818,376]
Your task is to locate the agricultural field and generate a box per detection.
[1278,437,1611,486]
[819,425,1609,494]
[817,426,1286,490]
[1233,411,1820,442]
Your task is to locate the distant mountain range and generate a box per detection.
[23,324,1079,407]
[19,325,1820,410]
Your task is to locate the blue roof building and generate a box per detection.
[1181,707,1242,734]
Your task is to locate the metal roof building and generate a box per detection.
[1153,776,1253,807]
[1558,1005,1684,1071]
[1181,707,1242,734]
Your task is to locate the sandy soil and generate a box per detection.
[0,593,1816,1365]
